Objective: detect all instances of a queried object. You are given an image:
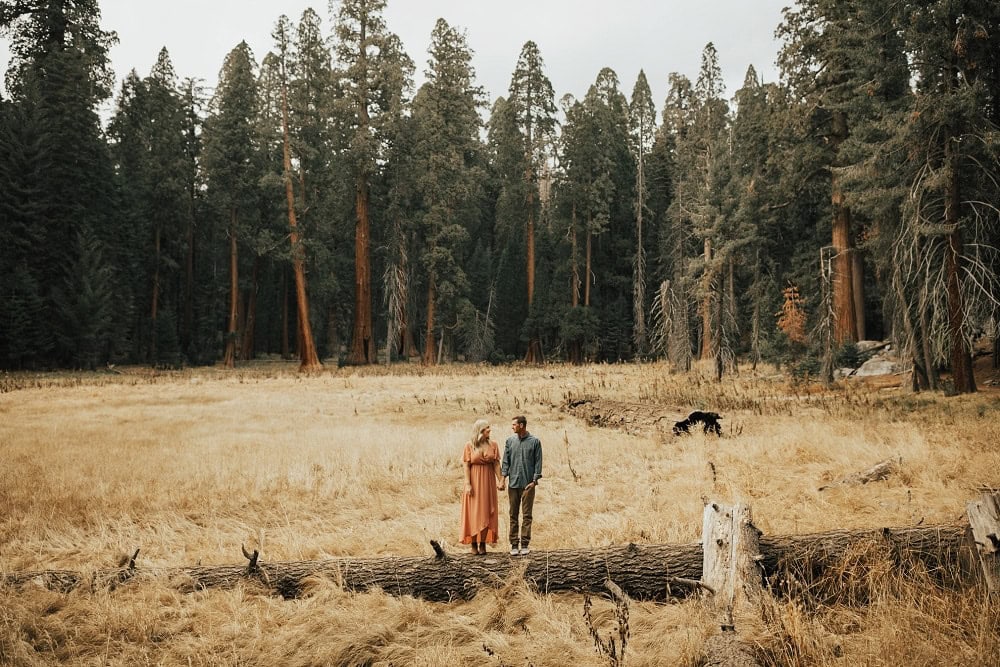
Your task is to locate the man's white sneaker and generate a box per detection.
[519,547,530,556]
[510,546,520,556]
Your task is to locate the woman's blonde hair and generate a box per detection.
[471,419,491,449]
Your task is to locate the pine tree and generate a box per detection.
[778,1,909,346]
[2,0,118,367]
[202,42,263,368]
[658,73,697,371]
[410,18,485,364]
[108,49,190,366]
[0,98,50,367]
[629,70,656,357]
[506,41,557,362]
[891,2,1000,393]
[333,0,410,364]
[271,14,321,371]
[486,95,530,357]
[50,228,116,369]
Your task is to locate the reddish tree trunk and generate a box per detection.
[423,278,436,365]
[701,239,713,360]
[347,15,375,366]
[281,80,321,372]
[852,250,866,340]
[830,110,858,345]
[150,225,161,363]
[222,209,239,369]
[183,199,194,355]
[571,206,579,309]
[281,271,291,359]
[240,257,259,361]
[524,183,543,363]
[945,144,975,393]
[349,179,375,365]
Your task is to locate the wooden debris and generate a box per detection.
[819,456,902,491]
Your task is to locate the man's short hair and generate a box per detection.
[513,415,527,427]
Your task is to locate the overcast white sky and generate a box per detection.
[2,0,790,115]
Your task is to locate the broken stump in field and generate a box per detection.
[700,501,764,667]
[966,491,1000,594]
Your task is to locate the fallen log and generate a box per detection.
[2,524,969,602]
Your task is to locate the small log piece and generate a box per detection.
[819,456,902,491]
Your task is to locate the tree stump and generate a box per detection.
[701,501,765,666]
[966,491,1000,594]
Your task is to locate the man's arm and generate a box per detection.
[532,438,542,483]
[500,438,510,478]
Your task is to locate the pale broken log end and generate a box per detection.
[604,578,629,603]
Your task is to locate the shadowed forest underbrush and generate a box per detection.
[1,362,998,665]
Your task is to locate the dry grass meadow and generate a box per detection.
[1,361,999,666]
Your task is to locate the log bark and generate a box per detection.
[4,525,970,602]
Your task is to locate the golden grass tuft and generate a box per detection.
[1,361,999,665]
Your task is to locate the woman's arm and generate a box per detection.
[464,460,473,495]
[493,442,505,490]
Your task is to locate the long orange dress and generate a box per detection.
[460,440,500,545]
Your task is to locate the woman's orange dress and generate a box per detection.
[460,441,500,545]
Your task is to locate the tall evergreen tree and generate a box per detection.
[1,0,119,368]
[656,73,697,370]
[506,41,557,362]
[486,94,530,356]
[778,1,908,346]
[555,94,592,363]
[892,2,1000,393]
[410,19,485,364]
[333,0,408,364]
[271,15,321,371]
[108,49,190,367]
[629,70,656,357]
[0,93,50,367]
[201,42,263,368]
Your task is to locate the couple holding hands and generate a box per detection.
[460,415,543,556]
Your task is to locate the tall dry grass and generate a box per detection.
[1,361,998,665]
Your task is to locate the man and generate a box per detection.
[501,415,542,556]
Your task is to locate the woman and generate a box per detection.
[460,419,504,554]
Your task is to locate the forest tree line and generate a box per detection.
[1,0,999,393]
